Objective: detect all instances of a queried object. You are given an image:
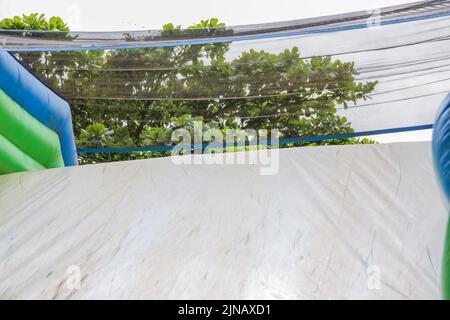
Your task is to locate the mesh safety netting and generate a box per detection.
[1,0,449,156]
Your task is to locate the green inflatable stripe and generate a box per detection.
[0,133,45,174]
[0,89,64,168]
[443,218,450,300]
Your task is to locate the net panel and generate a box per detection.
[1,0,449,155]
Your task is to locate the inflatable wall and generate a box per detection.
[432,93,450,299]
[0,51,77,175]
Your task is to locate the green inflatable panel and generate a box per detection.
[0,89,64,168]
[0,133,45,174]
[443,218,450,299]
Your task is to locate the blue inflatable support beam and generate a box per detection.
[432,93,450,300]
[433,93,450,201]
[0,51,78,166]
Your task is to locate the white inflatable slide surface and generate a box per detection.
[0,142,447,299]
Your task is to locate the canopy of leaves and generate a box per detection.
[4,15,378,164]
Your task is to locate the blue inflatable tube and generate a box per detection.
[432,93,450,201]
[0,51,78,166]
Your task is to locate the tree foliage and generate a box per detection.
[0,13,69,31]
[2,14,378,164]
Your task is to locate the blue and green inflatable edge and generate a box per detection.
[432,92,450,299]
[0,51,78,168]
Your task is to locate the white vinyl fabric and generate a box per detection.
[0,142,447,299]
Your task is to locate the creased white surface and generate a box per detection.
[0,142,447,299]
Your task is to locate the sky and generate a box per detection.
[0,0,434,142]
[0,0,414,31]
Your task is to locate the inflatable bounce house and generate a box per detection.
[0,51,77,175]
[0,0,448,300]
